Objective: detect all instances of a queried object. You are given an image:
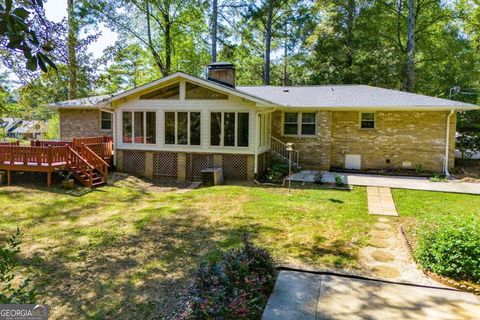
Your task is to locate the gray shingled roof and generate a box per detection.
[237,85,477,109]
[50,95,112,108]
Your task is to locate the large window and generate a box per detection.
[122,111,156,144]
[210,112,249,147]
[165,111,201,145]
[140,83,179,99]
[100,111,112,130]
[360,112,375,129]
[185,82,228,99]
[283,112,316,136]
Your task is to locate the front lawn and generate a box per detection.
[0,177,374,319]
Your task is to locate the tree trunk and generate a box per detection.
[164,14,172,76]
[67,0,78,100]
[146,2,167,76]
[211,0,218,63]
[264,1,273,85]
[345,0,355,83]
[406,0,416,92]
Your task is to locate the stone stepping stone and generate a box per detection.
[369,238,391,248]
[370,249,395,262]
[378,217,391,223]
[370,230,392,239]
[374,222,391,230]
[372,265,401,279]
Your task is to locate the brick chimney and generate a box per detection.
[207,62,235,88]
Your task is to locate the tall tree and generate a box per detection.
[405,0,416,92]
[211,0,218,62]
[67,0,78,99]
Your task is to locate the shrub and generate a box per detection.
[313,172,323,184]
[187,235,276,319]
[335,174,345,186]
[415,219,480,283]
[0,229,37,303]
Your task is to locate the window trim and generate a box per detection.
[164,111,202,146]
[359,112,376,129]
[122,110,157,145]
[282,112,317,137]
[100,111,112,131]
[209,111,250,148]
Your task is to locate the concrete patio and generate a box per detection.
[262,270,480,320]
[287,170,480,195]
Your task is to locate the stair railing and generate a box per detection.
[79,144,109,182]
[67,146,95,188]
[270,135,300,166]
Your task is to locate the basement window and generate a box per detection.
[360,112,375,129]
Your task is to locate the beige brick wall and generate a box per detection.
[59,109,112,141]
[272,110,456,172]
[330,111,456,172]
[271,110,332,170]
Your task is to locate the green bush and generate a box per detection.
[415,219,480,283]
[0,229,37,303]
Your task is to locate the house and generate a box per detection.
[0,117,22,138]
[51,62,479,181]
[10,120,47,140]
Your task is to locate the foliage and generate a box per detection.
[428,174,447,182]
[0,228,36,304]
[58,170,73,182]
[264,161,289,183]
[187,235,276,319]
[414,164,423,174]
[335,174,345,187]
[457,110,480,159]
[314,171,323,184]
[43,113,59,139]
[415,217,480,283]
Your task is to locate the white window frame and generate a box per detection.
[359,112,376,129]
[210,111,249,148]
[282,112,317,137]
[164,111,202,146]
[100,111,112,131]
[122,111,156,145]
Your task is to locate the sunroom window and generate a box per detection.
[165,111,201,145]
[283,112,316,136]
[210,112,249,147]
[122,111,156,144]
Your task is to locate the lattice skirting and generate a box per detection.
[153,152,178,180]
[222,154,248,180]
[122,151,146,176]
[186,153,214,181]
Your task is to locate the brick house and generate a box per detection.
[52,63,478,180]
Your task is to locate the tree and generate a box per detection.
[67,0,78,99]
[406,0,416,92]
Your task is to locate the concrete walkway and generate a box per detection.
[262,271,480,320]
[367,187,398,216]
[288,170,480,194]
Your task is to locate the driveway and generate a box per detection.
[262,270,480,320]
[288,171,480,194]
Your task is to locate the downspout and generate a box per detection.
[444,110,454,177]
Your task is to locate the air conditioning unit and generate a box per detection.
[201,168,224,186]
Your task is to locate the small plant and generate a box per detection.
[313,172,323,184]
[414,164,423,174]
[415,218,480,283]
[186,234,276,319]
[429,174,448,182]
[58,171,74,188]
[0,229,37,304]
[335,174,345,187]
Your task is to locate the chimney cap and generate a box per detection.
[208,62,235,69]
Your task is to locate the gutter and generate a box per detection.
[444,110,454,177]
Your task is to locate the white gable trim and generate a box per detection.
[108,72,276,107]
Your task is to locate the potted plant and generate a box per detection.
[59,171,74,189]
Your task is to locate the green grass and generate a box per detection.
[0,179,374,319]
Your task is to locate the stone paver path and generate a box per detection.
[367,187,398,216]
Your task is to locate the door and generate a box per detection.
[345,154,361,170]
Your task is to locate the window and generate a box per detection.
[140,83,179,99]
[283,112,316,136]
[185,82,228,99]
[165,111,202,145]
[122,111,156,144]
[210,112,249,147]
[123,112,132,143]
[360,112,375,129]
[101,112,112,130]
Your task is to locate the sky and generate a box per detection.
[44,0,118,59]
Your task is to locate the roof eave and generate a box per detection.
[275,105,479,111]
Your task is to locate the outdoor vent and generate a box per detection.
[207,62,236,88]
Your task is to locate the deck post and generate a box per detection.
[47,172,52,188]
[7,170,11,185]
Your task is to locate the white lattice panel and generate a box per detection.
[153,152,178,181]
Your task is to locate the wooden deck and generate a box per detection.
[0,136,113,188]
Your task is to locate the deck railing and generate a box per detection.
[270,135,300,166]
[31,140,72,147]
[73,136,113,149]
[67,147,94,187]
[0,141,20,146]
[0,146,68,166]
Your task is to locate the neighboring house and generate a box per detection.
[10,120,47,140]
[0,117,22,138]
[51,62,479,181]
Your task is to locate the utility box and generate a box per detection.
[201,168,224,186]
